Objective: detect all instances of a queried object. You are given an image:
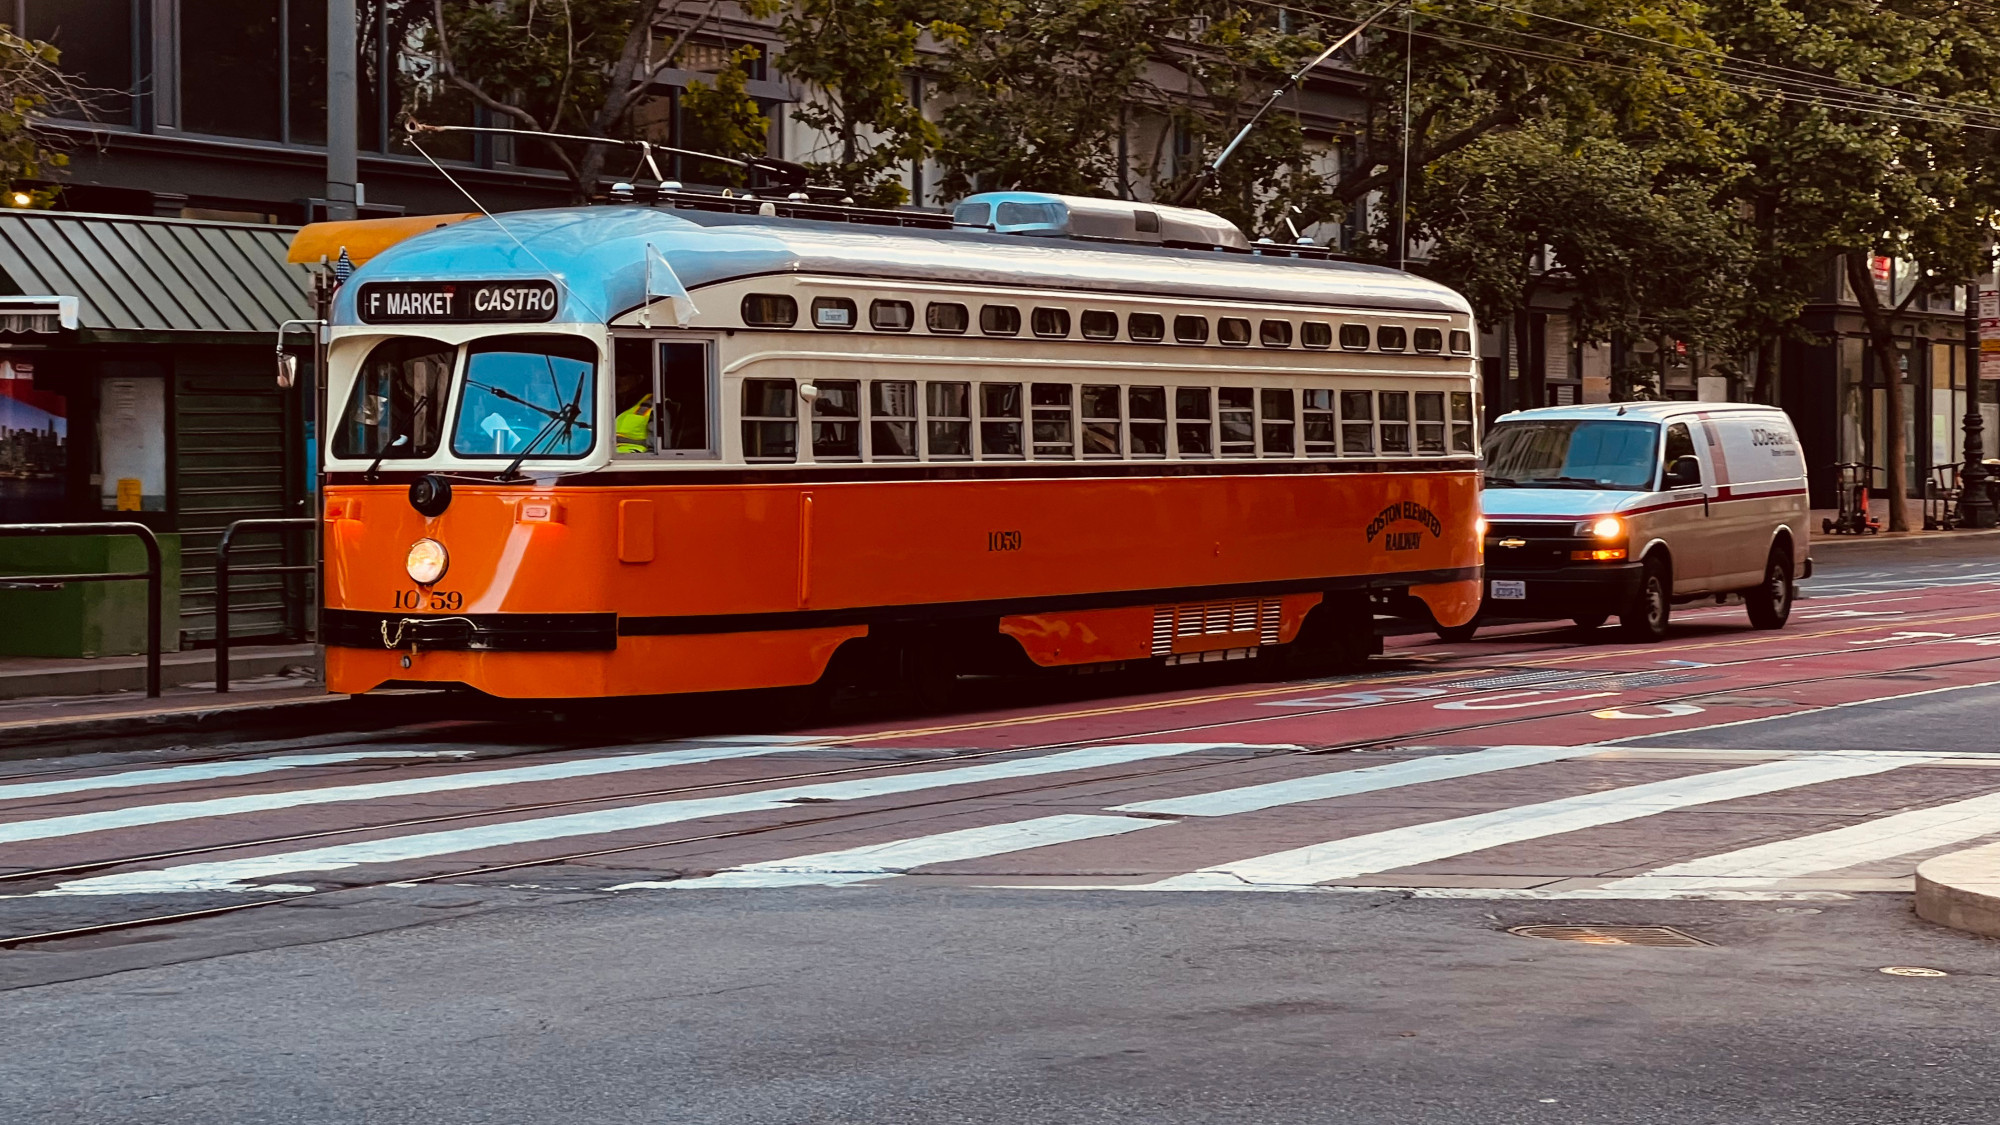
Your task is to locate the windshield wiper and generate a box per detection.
[364,434,409,482]
[496,360,594,482]
[465,377,595,430]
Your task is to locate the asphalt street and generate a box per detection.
[4,534,1999,1124]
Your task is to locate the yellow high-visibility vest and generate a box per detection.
[616,395,653,453]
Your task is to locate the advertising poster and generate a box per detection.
[0,358,66,521]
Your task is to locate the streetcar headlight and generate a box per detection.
[406,538,449,585]
[1587,516,1623,540]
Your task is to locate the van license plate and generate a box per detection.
[1490,580,1527,601]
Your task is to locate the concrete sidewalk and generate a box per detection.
[1915,844,2000,940]
[0,643,319,701]
[1808,507,2000,543]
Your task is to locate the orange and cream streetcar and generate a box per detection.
[299,190,1482,699]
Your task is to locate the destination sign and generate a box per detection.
[356,280,560,324]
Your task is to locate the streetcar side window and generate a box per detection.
[1260,388,1296,455]
[1219,388,1255,457]
[1339,389,1374,454]
[1414,327,1444,354]
[926,381,972,458]
[1032,383,1075,458]
[1377,325,1408,352]
[812,379,861,459]
[1175,386,1213,456]
[1451,391,1476,452]
[1080,310,1119,340]
[1128,313,1166,342]
[612,339,655,455]
[980,305,1022,336]
[870,380,918,459]
[979,382,1024,457]
[334,337,454,460]
[1379,390,1411,454]
[1260,320,1292,348]
[451,335,597,460]
[928,302,969,333]
[1300,322,1332,349]
[1338,324,1369,350]
[1302,389,1337,456]
[657,341,713,454]
[1031,307,1071,338]
[1174,315,1209,344]
[1129,386,1167,456]
[1415,391,1447,454]
[811,296,857,330]
[1082,384,1121,457]
[1217,317,1252,346]
[741,378,798,462]
[1449,329,1473,355]
[742,294,797,328]
[871,300,915,331]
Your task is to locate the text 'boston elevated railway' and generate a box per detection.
[302,190,1483,699]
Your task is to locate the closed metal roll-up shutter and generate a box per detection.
[174,369,303,645]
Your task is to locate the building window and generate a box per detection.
[1176,387,1212,456]
[979,382,1023,456]
[1031,307,1071,338]
[926,381,972,457]
[812,379,861,458]
[1081,310,1119,339]
[182,0,283,140]
[1129,386,1167,456]
[1260,388,1295,455]
[1174,315,1209,344]
[870,300,914,331]
[928,302,969,333]
[1129,313,1166,342]
[1031,383,1074,457]
[27,0,138,124]
[980,305,1022,336]
[1219,388,1255,456]
[741,378,798,461]
[1082,384,1121,456]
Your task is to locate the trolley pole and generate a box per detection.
[1961,268,1996,528]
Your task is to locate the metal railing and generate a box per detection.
[0,522,164,697]
[214,517,318,693]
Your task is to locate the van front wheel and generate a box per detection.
[1745,550,1794,629]
[1619,560,1671,642]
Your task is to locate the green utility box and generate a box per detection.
[0,533,182,658]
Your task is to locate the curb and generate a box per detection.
[1914,841,2000,939]
[0,692,354,756]
[1811,526,2000,552]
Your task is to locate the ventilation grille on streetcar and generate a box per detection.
[1152,599,1284,657]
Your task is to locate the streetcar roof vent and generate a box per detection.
[952,192,1251,252]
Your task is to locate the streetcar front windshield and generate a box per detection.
[332,337,454,460]
[1484,419,1659,490]
[451,335,598,459]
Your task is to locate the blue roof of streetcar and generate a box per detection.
[330,204,1472,327]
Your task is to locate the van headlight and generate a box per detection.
[406,538,449,585]
[1580,516,1623,539]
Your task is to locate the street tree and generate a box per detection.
[4,27,82,205]
[771,0,944,205]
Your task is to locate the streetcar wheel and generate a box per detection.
[1618,558,1671,642]
[1284,595,1375,675]
[1744,549,1794,629]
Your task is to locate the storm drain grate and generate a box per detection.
[1507,924,1710,947]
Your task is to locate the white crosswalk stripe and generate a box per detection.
[0,750,473,804]
[1112,744,1595,818]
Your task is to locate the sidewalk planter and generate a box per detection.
[0,533,181,657]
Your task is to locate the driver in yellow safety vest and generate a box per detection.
[616,393,654,453]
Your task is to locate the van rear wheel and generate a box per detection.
[1619,559,1671,642]
[1745,549,1794,629]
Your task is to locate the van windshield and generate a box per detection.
[1484,419,1658,490]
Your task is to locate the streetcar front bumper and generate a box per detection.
[323,609,617,652]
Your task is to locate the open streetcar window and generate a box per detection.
[1413,327,1444,354]
[1260,320,1293,348]
[1300,322,1332,349]
[742,294,798,327]
[870,381,918,459]
[1338,324,1370,350]
[1339,389,1374,454]
[979,382,1024,457]
[1261,388,1296,455]
[1128,313,1166,342]
[980,305,1022,336]
[1415,391,1447,454]
[1031,307,1071,339]
[811,296,857,330]
[1302,389,1336,456]
[1082,384,1121,457]
[1129,386,1167,456]
[1175,387,1212,456]
[812,380,861,459]
[1451,391,1476,452]
[1219,388,1255,456]
[870,300,914,331]
[1031,383,1074,458]
[1173,315,1209,344]
[451,335,596,459]
[1080,310,1119,340]
[927,302,969,333]
[336,337,454,460]
[1377,325,1408,352]
[1217,317,1252,346]
[1378,390,1412,454]
[926,381,972,458]
[741,379,798,461]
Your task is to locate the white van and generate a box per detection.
[1459,402,1812,642]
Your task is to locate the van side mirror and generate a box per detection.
[1664,455,1702,489]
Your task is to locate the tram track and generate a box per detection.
[6,623,2000,950]
[6,613,2000,891]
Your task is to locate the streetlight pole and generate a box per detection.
[1960,264,1996,527]
[327,0,359,221]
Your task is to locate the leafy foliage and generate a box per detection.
[1,28,73,205]
[772,0,941,205]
